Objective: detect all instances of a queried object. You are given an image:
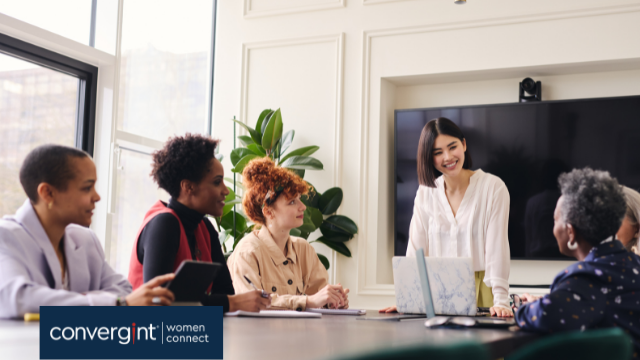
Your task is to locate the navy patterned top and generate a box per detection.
[516,239,640,356]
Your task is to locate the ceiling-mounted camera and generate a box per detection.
[519,77,541,103]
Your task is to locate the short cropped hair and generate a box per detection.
[558,168,627,246]
[241,157,309,226]
[417,117,472,187]
[19,144,89,203]
[151,133,220,198]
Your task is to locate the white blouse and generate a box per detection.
[406,169,511,309]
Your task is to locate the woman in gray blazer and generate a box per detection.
[0,145,175,318]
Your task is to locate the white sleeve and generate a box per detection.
[406,188,429,258]
[483,182,511,309]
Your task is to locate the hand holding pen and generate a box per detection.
[243,275,270,299]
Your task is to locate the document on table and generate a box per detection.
[307,308,366,315]
[224,310,321,318]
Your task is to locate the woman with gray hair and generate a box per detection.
[617,186,640,254]
[515,168,640,353]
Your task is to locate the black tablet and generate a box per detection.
[163,260,221,302]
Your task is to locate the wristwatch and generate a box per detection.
[116,296,128,306]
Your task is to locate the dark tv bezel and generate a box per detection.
[394,94,640,261]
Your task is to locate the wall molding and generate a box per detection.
[239,34,345,280]
[244,0,345,19]
[363,0,416,5]
[356,2,640,296]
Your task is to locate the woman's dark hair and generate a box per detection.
[19,144,89,203]
[151,133,220,198]
[417,117,472,187]
[558,168,627,246]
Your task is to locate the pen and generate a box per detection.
[243,275,270,298]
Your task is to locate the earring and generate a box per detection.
[567,240,578,250]
[48,202,53,210]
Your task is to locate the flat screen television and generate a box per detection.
[395,95,640,260]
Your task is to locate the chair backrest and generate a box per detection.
[507,328,633,360]
[331,341,489,360]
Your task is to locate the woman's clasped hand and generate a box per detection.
[307,284,349,309]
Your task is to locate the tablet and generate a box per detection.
[163,260,221,302]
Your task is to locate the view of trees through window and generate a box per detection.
[0,53,78,215]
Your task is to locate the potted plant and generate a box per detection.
[214,108,357,269]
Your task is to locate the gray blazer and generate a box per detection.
[0,200,132,318]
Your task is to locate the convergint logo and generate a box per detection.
[49,323,211,345]
[40,306,222,359]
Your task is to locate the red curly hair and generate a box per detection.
[242,157,310,226]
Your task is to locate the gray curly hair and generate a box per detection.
[558,168,626,246]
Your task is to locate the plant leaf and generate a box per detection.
[315,237,352,257]
[232,154,260,173]
[224,177,245,191]
[247,143,267,156]
[279,145,319,164]
[297,208,317,233]
[324,215,358,235]
[308,207,323,228]
[289,228,302,237]
[238,135,254,147]
[290,169,305,179]
[261,111,274,135]
[255,109,273,138]
[317,234,351,242]
[219,230,229,245]
[279,130,295,157]
[232,118,261,145]
[318,187,343,215]
[220,211,247,236]
[317,254,330,270]
[261,108,283,151]
[281,156,323,170]
[230,148,254,167]
[222,199,242,217]
[301,182,321,208]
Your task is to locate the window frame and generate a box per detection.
[0,32,98,155]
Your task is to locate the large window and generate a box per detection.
[0,33,97,215]
[107,0,216,274]
[0,0,118,54]
[0,1,217,277]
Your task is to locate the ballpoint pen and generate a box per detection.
[243,275,270,298]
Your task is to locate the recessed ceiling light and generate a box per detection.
[454,0,467,4]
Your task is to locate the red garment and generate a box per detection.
[128,200,212,290]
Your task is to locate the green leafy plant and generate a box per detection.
[215,108,357,270]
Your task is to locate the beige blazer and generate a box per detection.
[227,227,328,311]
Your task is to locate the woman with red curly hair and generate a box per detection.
[227,158,349,310]
[128,134,270,312]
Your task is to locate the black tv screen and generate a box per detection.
[395,95,640,260]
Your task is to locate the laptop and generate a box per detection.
[392,250,477,317]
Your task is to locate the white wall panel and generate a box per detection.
[244,0,345,18]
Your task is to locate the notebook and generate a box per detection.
[307,308,366,315]
[392,251,477,316]
[224,310,321,318]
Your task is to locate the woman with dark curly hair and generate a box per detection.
[128,133,270,312]
[515,168,640,353]
[227,158,348,311]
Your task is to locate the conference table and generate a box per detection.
[0,312,538,360]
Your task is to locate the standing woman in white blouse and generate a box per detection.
[381,117,513,317]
